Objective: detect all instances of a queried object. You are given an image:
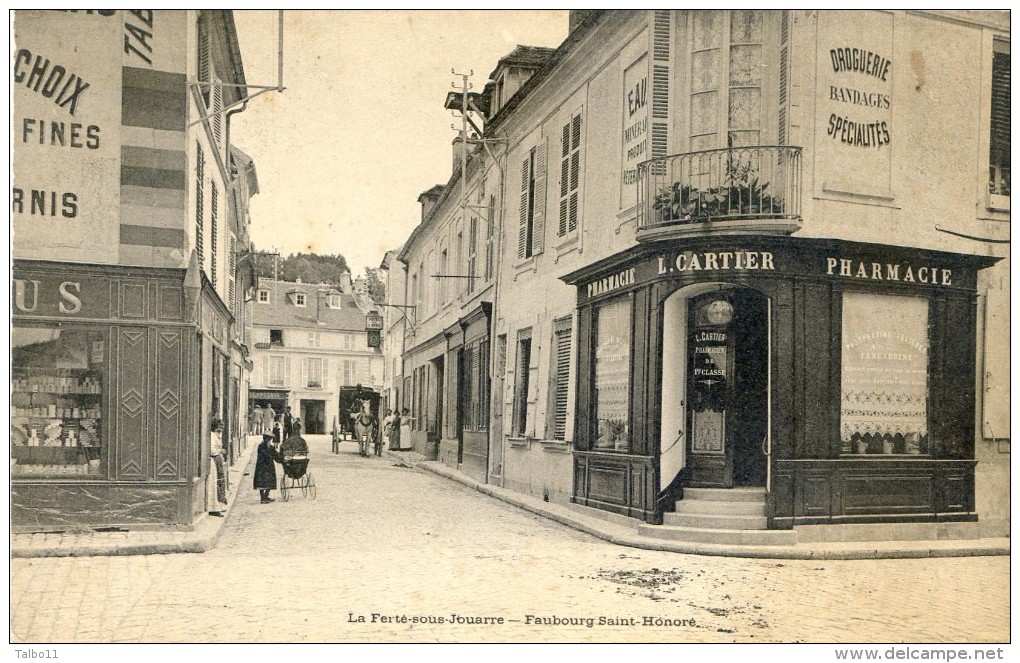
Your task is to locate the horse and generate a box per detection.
[352,399,378,457]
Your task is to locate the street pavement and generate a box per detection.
[9,435,1010,644]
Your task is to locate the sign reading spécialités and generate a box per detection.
[580,245,961,301]
[12,10,123,261]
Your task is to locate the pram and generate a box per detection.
[279,452,316,501]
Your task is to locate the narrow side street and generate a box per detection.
[10,436,1009,644]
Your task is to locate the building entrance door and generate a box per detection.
[685,289,769,487]
[301,399,326,434]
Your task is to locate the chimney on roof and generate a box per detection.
[339,272,353,294]
[569,10,596,33]
[418,185,444,222]
[354,277,367,294]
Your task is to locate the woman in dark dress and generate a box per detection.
[254,433,284,503]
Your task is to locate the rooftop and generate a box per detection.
[253,279,370,331]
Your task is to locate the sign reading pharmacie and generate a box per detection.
[579,242,972,302]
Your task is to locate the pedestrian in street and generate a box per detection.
[400,408,414,450]
[262,403,275,436]
[272,414,283,446]
[252,404,262,435]
[283,406,295,439]
[208,418,228,517]
[254,433,284,504]
[389,410,401,450]
[382,410,395,451]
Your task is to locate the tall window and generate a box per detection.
[558,112,582,236]
[462,339,490,432]
[593,299,631,451]
[549,317,573,440]
[195,142,204,269]
[840,293,929,456]
[440,248,449,305]
[989,40,1010,197]
[340,359,356,386]
[305,357,323,389]
[512,329,533,436]
[467,217,478,295]
[485,194,496,280]
[269,356,285,386]
[689,10,765,152]
[210,181,218,287]
[228,235,237,310]
[518,143,547,259]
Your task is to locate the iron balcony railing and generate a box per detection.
[637,145,802,230]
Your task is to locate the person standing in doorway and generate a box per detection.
[283,406,295,439]
[254,433,284,504]
[382,409,395,451]
[400,408,414,451]
[251,404,262,435]
[262,403,276,437]
[209,418,228,517]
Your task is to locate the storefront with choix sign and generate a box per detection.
[561,236,997,527]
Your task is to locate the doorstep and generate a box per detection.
[391,451,1010,561]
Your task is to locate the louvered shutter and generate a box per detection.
[261,356,268,387]
[197,13,210,105]
[195,142,205,269]
[650,10,671,174]
[532,140,547,254]
[210,181,218,287]
[778,11,790,148]
[212,77,223,146]
[991,48,1010,166]
[518,156,530,259]
[485,195,495,280]
[285,357,292,387]
[553,325,572,440]
[322,358,329,390]
[569,116,581,232]
[559,121,570,236]
[228,235,237,311]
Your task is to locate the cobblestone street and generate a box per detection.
[10,436,1009,644]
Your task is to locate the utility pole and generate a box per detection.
[255,249,281,281]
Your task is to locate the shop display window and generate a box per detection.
[840,293,929,456]
[11,326,106,476]
[592,298,632,451]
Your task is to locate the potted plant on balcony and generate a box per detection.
[653,161,785,223]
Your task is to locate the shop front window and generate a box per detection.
[11,326,106,477]
[592,298,632,451]
[840,293,929,455]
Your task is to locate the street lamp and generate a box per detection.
[365,308,382,348]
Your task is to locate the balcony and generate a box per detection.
[637,145,802,240]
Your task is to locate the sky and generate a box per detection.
[230,10,569,276]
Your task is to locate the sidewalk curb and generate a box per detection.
[394,453,1011,561]
[11,437,261,558]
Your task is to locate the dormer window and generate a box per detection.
[257,289,270,304]
[326,291,342,309]
[295,293,306,307]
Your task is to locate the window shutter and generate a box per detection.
[553,325,572,440]
[650,10,671,173]
[485,194,495,280]
[212,77,223,146]
[559,121,570,236]
[195,142,205,269]
[778,11,790,147]
[261,356,268,386]
[285,357,292,387]
[991,48,1010,160]
[322,358,329,389]
[197,13,210,105]
[532,140,547,254]
[518,156,530,259]
[228,235,237,310]
[210,181,218,287]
